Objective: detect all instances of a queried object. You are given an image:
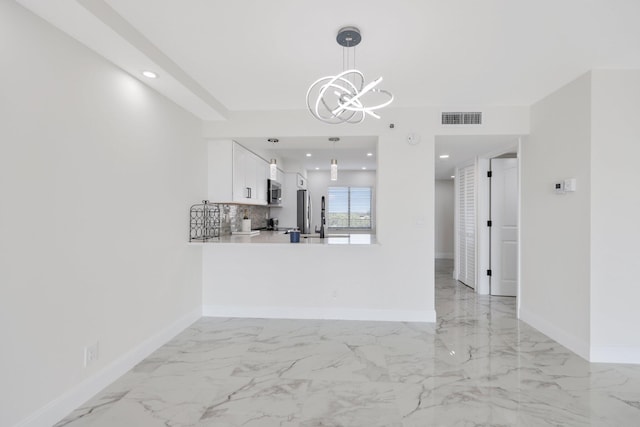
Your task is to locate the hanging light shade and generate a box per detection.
[306,27,393,124]
[269,159,278,180]
[330,159,338,181]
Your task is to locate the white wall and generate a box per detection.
[590,70,640,362]
[202,106,528,323]
[520,73,592,359]
[0,3,205,426]
[435,180,455,258]
[306,170,377,233]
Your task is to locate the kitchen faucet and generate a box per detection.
[315,195,326,238]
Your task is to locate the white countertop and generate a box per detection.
[190,230,377,245]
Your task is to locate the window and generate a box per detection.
[327,187,372,229]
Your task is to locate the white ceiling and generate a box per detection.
[235,136,378,172]
[434,135,519,180]
[94,0,640,110]
[15,1,640,176]
[18,0,640,116]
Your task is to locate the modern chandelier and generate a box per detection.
[306,26,394,124]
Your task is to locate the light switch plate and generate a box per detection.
[564,178,577,192]
[84,342,99,367]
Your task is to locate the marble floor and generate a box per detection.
[56,260,640,426]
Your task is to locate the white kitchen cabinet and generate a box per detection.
[233,143,260,201]
[232,142,248,200]
[255,159,268,204]
[208,140,268,205]
[270,165,283,183]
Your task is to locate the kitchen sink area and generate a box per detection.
[190,229,376,245]
[301,233,350,238]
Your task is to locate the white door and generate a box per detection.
[490,158,518,296]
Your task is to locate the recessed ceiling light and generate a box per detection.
[451,175,455,179]
[362,167,367,170]
[142,71,158,79]
[315,167,320,170]
[439,154,450,159]
[366,152,373,157]
[306,153,312,157]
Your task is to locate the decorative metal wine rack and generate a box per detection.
[189,200,220,241]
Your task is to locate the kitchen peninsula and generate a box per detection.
[199,231,413,324]
[198,139,425,324]
[192,230,377,245]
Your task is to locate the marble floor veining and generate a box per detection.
[56,260,640,426]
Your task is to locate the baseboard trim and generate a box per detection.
[202,305,436,323]
[519,306,590,361]
[590,346,640,364]
[14,308,201,427]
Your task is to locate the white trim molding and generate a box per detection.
[519,307,590,361]
[590,346,640,364]
[202,305,436,323]
[14,308,201,427]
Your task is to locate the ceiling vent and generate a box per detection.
[441,112,482,125]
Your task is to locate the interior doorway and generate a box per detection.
[434,135,521,300]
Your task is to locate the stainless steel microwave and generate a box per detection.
[267,179,282,205]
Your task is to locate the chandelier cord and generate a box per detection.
[343,46,345,73]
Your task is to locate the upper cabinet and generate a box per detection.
[270,166,283,184]
[208,140,268,205]
[255,157,268,205]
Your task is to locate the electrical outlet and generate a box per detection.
[84,342,99,367]
[332,290,338,299]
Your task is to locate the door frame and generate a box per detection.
[442,135,524,319]
[476,144,519,296]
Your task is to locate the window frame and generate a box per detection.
[327,186,373,230]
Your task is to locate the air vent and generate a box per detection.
[442,112,482,125]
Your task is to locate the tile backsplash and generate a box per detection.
[218,204,269,235]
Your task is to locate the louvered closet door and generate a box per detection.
[457,168,467,283]
[457,165,476,288]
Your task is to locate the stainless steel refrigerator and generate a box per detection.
[297,189,312,233]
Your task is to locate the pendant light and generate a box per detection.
[329,137,339,181]
[330,159,338,181]
[267,138,279,180]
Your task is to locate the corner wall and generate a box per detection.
[590,70,640,363]
[0,3,205,426]
[520,73,592,359]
